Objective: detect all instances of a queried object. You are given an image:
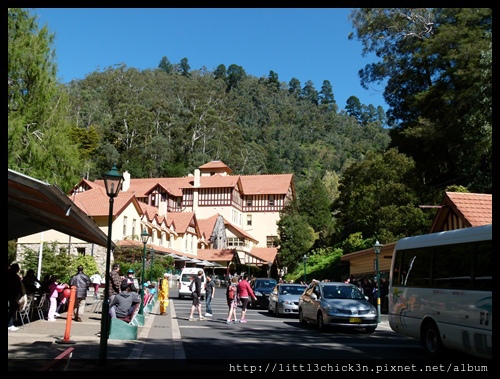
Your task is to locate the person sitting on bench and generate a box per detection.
[109,282,140,319]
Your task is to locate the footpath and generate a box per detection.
[9,290,391,371]
[8,293,186,371]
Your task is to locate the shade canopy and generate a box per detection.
[8,169,112,247]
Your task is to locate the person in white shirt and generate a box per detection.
[90,272,103,300]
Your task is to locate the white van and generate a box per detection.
[177,267,206,300]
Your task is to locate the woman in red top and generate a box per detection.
[237,273,257,323]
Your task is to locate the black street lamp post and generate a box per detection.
[99,165,123,365]
[303,255,308,284]
[373,240,383,323]
[149,249,155,282]
[139,229,150,316]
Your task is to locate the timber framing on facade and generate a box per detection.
[16,161,296,276]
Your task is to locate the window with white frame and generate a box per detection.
[267,236,278,248]
[228,237,245,247]
[247,214,252,226]
[132,219,136,239]
[123,216,127,236]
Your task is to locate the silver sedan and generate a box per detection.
[268,283,307,317]
[299,281,378,333]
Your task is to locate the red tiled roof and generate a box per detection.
[223,219,258,243]
[71,187,141,217]
[197,174,239,189]
[239,174,294,195]
[249,247,277,263]
[197,214,219,240]
[167,212,196,234]
[445,192,492,226]
[199,160,232,174]
[197,249,235,262]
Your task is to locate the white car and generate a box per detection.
[177,267,206,300]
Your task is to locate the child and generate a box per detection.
[226,276,239,324]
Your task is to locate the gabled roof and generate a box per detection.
[197,249,236,262]
[195,174,239,189]
[197,214,219,241]
[248,247,278,264]
[239,174,294,195]
[199,160,232,174]
[224,219,259,243]
[167,212,198,234]
[430,192,492,232]
[71,187,142,218]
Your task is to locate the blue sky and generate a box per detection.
[34,8,387,111]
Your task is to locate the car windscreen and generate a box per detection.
[255,280,277,289]
[181,274,195,283]
[322,285,366,300]
[281,286,306,295]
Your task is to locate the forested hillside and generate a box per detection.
[9,8,491,271]
[64,62,390,195]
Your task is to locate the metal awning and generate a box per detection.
[8,169,112,247]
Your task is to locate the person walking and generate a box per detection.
[8,263,25,332]
[226,276,239,324]
[89,271,102,300]
[188,270,206,321]
[205,274,215,317]
[69,265,90,322]
[237,273,257,323]
[158,273,170,315]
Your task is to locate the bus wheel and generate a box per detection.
[422,321,445,357]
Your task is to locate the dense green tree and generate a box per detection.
[276,200,317,272]
[288,78,301,96]
[213,64,227,80]
[345,95,362,122]
[319,80,335,106]
[267,70,280,91]
[158,56,173,73]
[333,148,433,248]
[8,8,83,191]
[226,64,247,92]
[179,57,190,77]
[349,8,492,194]
[21,242,74,283]
[300,80,319,105]
[298,176,334,246]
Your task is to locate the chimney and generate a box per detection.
[122,171,130,192]
[194,169,200,187]
[158,200,167,217]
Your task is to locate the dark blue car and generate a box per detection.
[249,278,277,309]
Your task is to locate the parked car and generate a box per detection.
[298,280,378,333]
[268,283,307,317]
[249,278,277,309]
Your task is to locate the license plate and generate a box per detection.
[349,317,362,323]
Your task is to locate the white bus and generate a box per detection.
[388,224,492,359]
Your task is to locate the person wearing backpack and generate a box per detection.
[187,271,206,321]
[226,276,239,324]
